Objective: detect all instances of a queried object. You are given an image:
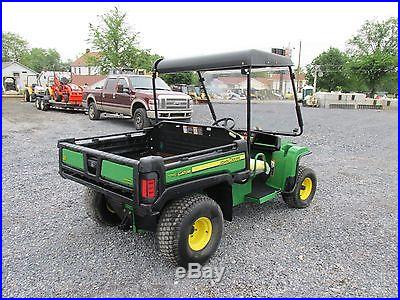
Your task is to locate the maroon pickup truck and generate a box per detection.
[82,74,193,130]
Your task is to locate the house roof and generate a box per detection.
[71,74,106,86]
[2,61,38,74]
[71,52,100,67]
[2,62,12,69]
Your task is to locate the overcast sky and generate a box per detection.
[2,2,397,66]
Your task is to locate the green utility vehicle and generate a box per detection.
[58,49,317,266]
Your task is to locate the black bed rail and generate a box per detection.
[59,129,150,145]
[163,143,237,164]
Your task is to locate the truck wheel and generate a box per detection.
[88,102,100,120]
[156,193,223,267]
[282,165,317,208]
[35,98,41,110]
[25,91,30,102]
[84,188,121,226]
[40,99,49,111]
[133,107,149,130]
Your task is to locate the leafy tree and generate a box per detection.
[21,48,66,72]
[161,72,196,86]
[348,52,397,96]
[87,7,159,74]
[306,47,351,91]
[347,17,398,96]
[2,32,29,62]
[347,17,398,56]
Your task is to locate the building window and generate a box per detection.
[88,66,91,75]
[78,67,81,75]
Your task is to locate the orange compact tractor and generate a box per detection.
[51,75,83,104]
[36,74,85,111]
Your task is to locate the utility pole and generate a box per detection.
[313,65,319,93]
[296,41,302,92]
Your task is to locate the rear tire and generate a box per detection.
[156,193,223,267]
[132,107,149,130]
[84,188,121,226]
[25,90,30,102]
[40,99,49,111]
[88,102,100,120]
[282,165,317,208]
[35,98,41,110]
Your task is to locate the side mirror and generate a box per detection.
[123,87,130,94]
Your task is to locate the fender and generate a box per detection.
[85,93,98,108]
[150,173,233,216]
[130,98,149,116]
[266,142,311,192]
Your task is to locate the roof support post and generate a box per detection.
[152,72,159,124]
[246,67,252,168]
[197,71,217,122]
[289,66,303,135]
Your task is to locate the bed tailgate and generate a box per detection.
[58,140,139,200]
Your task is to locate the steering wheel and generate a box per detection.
[212,117,236,130]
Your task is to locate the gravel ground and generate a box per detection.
[2,99,398,297]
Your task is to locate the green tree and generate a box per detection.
[2,32,29,62]
[87,7,159,74]
[161,72,196,86]
[347,17,398,96]
[21,48,66,72]
[306,47,351,91]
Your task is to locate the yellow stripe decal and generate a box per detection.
[191,153,245,173]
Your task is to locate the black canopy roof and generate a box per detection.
[154,49,293,74]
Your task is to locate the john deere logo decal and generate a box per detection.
[168,153,245,179]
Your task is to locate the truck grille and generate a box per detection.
[164,99,189,109]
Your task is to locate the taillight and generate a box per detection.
[141,178,156,199]
[140,173,158,203]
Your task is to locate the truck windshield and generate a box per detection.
[129,76,171,91]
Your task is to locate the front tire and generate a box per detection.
[156,193,223,267]
[282,165,317,208]
[88,102,100,120]
[132,107,150,130]
[84,188,121,226]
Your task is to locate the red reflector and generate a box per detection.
[141,178,156,199]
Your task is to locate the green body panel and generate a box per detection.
[101,160,134,187]
[61,149,84,170]
[246,190,279,204]
[166,152,246,184]
[231,140,310,206]
[266,140,310,190]
[232,181,253,206]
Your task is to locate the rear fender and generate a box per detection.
[151,173,233,220]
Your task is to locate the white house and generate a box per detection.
[71,49,101,76]
[2,61,37,92]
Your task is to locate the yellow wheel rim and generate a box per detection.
[299,177,313,200]
[188,217,213,251]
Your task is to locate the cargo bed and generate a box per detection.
[58,121,247,207]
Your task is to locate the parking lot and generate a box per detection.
[2,99,398,297]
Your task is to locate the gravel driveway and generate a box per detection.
[2,99,398,297]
